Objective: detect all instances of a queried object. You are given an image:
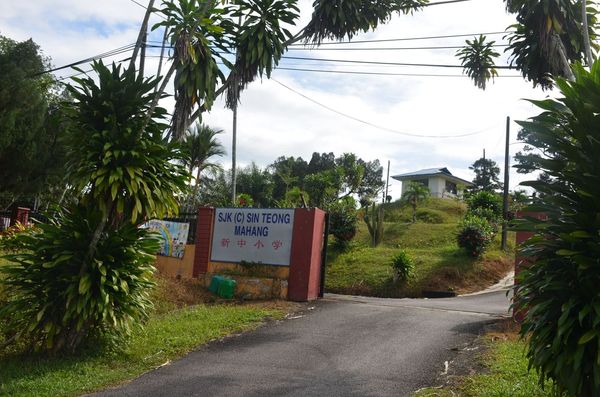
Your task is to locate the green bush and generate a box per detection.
[390,250,414,283]
[0,61,188,353]
[513,63,600,396]
[457,215,494,257]
[0,206,159,352]
[415,208,448,224]
[328,197,358,245]
[467,191,502,218]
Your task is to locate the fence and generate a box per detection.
[162,212,198,244]
[0,211,10,232]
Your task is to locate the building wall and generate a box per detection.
[428,177,446,198]
[402,176,469,199]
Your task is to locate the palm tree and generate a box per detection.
[402,182,430,223]
[456,35,500,90]
[182,123,226,201]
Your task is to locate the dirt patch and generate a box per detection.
[153,273,305,316]
[420,257,513,295]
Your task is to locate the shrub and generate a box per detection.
[513,63,600,396]
[457,215,494,257]
[236,193,254,207]
[0,206,159,353]
[328,197,358,245]
[390,250,414,283]
[467,191,502,218]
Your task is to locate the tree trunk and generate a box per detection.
[412,198,417,223]
[581,0,594,69]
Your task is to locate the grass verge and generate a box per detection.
[0,272,286,397]
[414,321,555,397]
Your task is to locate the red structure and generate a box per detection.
[10,207,30,227]
[193,207,215,277]
[192,207,327,301]
[514,211,548,321]
[288,208,326,301]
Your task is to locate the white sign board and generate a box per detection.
[211,208,295,266]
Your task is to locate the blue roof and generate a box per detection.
[393,167,452,178]
[391,167,473,185]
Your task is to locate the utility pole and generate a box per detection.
[231,13,243,206]
[385,160,390,203]
[130,0,155,71]
[501,116,510,251]
[231,96,238,205]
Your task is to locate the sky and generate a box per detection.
[0,0,552,200]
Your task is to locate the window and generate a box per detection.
[445,180,457,195]
[413,178,429,187]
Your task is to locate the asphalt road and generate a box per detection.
[95,290,511,397]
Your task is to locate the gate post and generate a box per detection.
[288,208,326,301]
[193,207,215,277]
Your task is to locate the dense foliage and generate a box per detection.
[469,156,502,192]
[328,197,358,246]
[467,191,503,227]
[0,36,66,208]
[0,62,188,353]
[457,214,494,257]
[513,62,600,397]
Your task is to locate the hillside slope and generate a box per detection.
[325,198,514,298]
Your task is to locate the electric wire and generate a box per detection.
[272,79,500,139]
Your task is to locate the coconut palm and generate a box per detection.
[182,123,226,200]
[402,182,430,223]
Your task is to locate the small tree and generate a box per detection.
[401,182,430,223]
[328,197,358,247]
[469,157,502,192]
[0,62,188,353]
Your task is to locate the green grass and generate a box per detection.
[325,198,514,297]
[0,304,283,397]
[460,339,554,397]
[414,336,555,397]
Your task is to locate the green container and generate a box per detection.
[217,278,237,299]
[208,275,226,294]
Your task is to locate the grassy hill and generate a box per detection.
[325,198,514,298]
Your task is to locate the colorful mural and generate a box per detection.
[145,220,190,259]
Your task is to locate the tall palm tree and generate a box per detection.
[402,182,430,223]
[182,123,226,200]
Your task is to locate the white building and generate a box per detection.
[392,167,473,199]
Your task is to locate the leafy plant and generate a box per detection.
[236,193,254,208]
[390,250,414,283]
[0,207,159,353]
[457,215,494,257]
[456,35,500,90]
[0,61,188,353]
[328,197,358,246]
[467,191,502,218]
[513,62,600,397]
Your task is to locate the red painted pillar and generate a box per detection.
[10,207,30,227]
[193,207,215,277]
[288,208,326,302]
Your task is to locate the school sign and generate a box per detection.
[210,208,295,266]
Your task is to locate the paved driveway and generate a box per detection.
[95,290,511,397]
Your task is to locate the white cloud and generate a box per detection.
[1,0,554,199]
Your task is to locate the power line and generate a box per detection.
[274,66,521,78]
[289,31,511,46]
[281,55,512,69]
[286,44,509,51]
[33,44,136,76]
[272,79,499,139]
